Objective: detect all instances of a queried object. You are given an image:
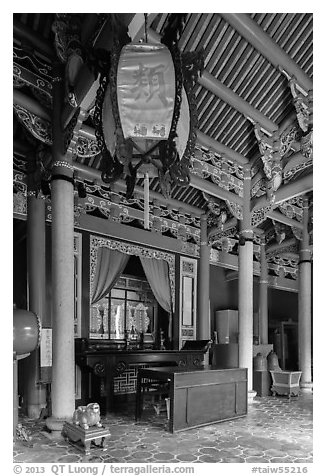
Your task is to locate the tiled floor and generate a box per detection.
[13,394,313,464]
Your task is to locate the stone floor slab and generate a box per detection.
[13,393,313,464]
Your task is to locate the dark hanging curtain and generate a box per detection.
[91,247,130,304]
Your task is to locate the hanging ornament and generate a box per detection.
[93,13,204,210]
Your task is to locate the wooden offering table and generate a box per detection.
[75,339,207,414]
[136,366,247,433]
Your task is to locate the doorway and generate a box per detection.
[281,321,299,370]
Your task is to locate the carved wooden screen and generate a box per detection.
[89,235,175,340]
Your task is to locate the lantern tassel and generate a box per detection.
[144,172,150,230]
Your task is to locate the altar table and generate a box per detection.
[135,366,247,433]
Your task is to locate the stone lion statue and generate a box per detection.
[72,402,102,430]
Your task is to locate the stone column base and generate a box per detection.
[248,390,257,404]
[27,403,47,420]
[46,416,72,435]
[300,382,313,393]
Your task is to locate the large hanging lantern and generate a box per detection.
[93,13,204,204]
[117,42,175,141]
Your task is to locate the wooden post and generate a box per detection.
[298,197,312,392]
[198,214,211,364]
[198,215,210,339]
[238,164,255,399]
[25,192,47,417]
[259,240,269,345]
[13,352,18,438]
[46,65,75,432]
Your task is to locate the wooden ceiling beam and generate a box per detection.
[283,151,310,174]
[199,71,278,134]
[75,158,243,213]
[13,18,54,59]
[251,173,312,212]
[221,13,312,93]
[266,210,304,230]
[147,26,278,135]
[225,269,299,292]
[75,121,248,169]
[12,89,308,218]
[12,89,245,209]
[266,238,297,254]
[73,162,204,217]
[196,130,249,165]
[208,217,238,239]
[274,174,312,204]
[190,174,243,205]
[13,89,50,120]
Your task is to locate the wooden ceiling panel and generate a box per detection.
[13,12,313,241]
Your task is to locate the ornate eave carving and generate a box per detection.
[75,136,100,158]
[208,226,237,247]
[14,46,53,108]
[251,201,274,228]
[64,108,87,156]
[267,262,298,280]
[191,145,243,197]
[254,126,283,201]
[13,169,201,244]
[13,172,27,216]
[280,122,302,158]
[251,173,267,198]
[300,130,313,160]
[291,227,303,241]
[80,192,201,243]
[13,104,52,144]
[226,200,243,221]
[267,244,299,261]
[289,79,312,133]
[277,197,303,223]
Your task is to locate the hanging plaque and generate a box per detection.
[40,328,52,383]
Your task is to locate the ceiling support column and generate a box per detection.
[238,165,256,401]
[298,198,313,392]
[24,189,47,418]
[46,66,75,433]
[197,215,211,365]
[258,240,269,345]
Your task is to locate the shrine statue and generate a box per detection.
[72,402,102,430]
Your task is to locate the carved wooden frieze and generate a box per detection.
[13,104,52,144]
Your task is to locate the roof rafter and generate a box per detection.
[147,26,278,134]
[251,174,312,212]
[221,13,312,92]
